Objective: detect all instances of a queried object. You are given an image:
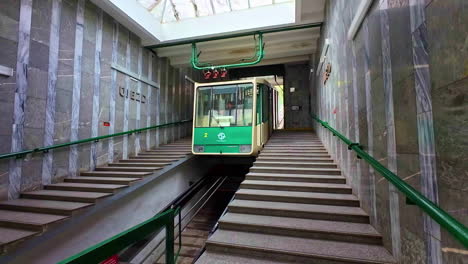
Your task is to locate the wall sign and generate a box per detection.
[119,87,146,103]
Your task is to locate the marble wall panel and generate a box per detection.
[367,3,383,81]
[426,0,467,261]
[314,0,466,262]
[0,38,18,69]
[388,1,414,85]
[432,77,468,249]
[393,74,419,154]
[0,15,19,43]
[0,0,20,21]
[284,63,312,129]
[30,0,51,45]
[426,0,467,90]
[0,0,196,201]
[0,102,14,137]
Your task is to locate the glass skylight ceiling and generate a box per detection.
[137,0,294,23]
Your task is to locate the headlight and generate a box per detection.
[239,144,252,153]
[193,145,205,153]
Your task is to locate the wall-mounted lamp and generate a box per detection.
[316,38,330,76]
[290,87,296,93]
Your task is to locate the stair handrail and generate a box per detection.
[311,114,468,247]
[57,208,180,264]
[0,119,193,160]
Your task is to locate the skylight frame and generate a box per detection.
[138,0,293,24]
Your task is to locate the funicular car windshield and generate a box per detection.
[195,83,254,127]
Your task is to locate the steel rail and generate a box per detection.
[311,114,468,247]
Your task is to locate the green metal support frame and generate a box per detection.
[57,208,181,264]
[191,33,264,70]
[0,119,192,160]
[147,22,322,49]
[311,114,468,248]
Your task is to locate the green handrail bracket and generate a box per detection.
[0,119,192,160]
[190,33,264,70]
[57,208,180,264]
[311,114,468,248]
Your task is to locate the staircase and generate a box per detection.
[197,131,395,264]
[0,139,192,254]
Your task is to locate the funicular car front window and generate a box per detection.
[195,83,253,127]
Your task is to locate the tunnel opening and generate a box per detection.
[117,156,254,263]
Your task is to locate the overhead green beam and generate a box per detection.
[191,33,264,70]
[146,22,322,49]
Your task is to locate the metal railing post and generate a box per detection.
[165,211,175,264]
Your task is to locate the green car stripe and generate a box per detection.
[193,127,252,153]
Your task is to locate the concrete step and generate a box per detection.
[21,190,111,203]
[264,145,324,148]
[253,161,338,168]
[137,152,188,156]
[267,139,321,142]
[265,145,324,148]
[108,162,171,167]
[186,221,212,231]
[162,142,191,145]
[241,180,352,194]
[124,158,178,162]
[159,145,191,148]
[145,149,191,153]
[228,200,369,223]
[250,166,341,175]
[190,219,218,227]
[183,228,209,238]
[80,171,151,177]
[261,149,329,154]
[256,156,334,163]
[260,153,331,158]
[219,213,382,244]
[262,148,328,153]
[153,145,191,148]
[235,189,359,206]
[95,166,160,172]
[197,251,292,264]
[0,210,68,231]
[157,256,194,264]
[267,141,322,144]
[206,230,395,263]
[180,236,206,248]
[45,182,127,193]
[179,245,200,258]
[0,199,92,216]
[65,177,139,185]
[0,227,38,253]
[246,172,345,184]
[148,149,191,153]
[133,155,187,159]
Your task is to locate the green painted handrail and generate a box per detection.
[57,208,180,264]
[0,119,192,160]
[190,33,264,70]
[311,115,468,248]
